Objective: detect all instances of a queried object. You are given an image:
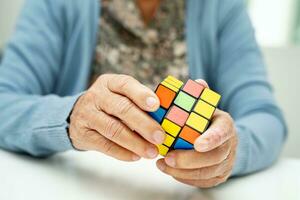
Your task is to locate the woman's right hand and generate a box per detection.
[69,74,166,161]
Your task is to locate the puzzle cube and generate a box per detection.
[149,76,221,156]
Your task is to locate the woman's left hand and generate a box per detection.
[156,108,238,188]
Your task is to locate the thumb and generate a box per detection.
[195,79,209,88]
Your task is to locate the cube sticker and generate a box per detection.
[194,99,215,119]
[155,85,177,109]
[149,107,167,123]
[186,112,209,133]
[174,91,196,112]
[161,119,181,138]
[179,126,201,144]
[182,79,205,98]
[165,105,189,127]
[200,88,221,107]
[163,134,176,147]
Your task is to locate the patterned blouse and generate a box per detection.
[92,0,188,90]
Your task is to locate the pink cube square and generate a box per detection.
[166,105,189,127]
[182,79,205,98]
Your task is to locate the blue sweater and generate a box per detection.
[0,0,286,176]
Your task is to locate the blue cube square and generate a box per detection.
[173,138,193,150]
[149,107,167,123]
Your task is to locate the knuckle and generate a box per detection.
[209,128,223,145]
[79,128,93,140]
[221,141,231,153]
[216,174,229,185]
[195,167,215,179]
[118,78,132,91]
[81,91,103,112]
[90,132,101,143]
[104,118,124,139]
[111,75,135,91]
[119,74,135,84]
[223,111,231,119]
[84,91,96,102]
[71,97,91,121]
[85,92,102,111]
[71,110,87,125]
[97,74,111,83]
[213,148,229,164]
[195,168,206,179]
[174,154,187,168]
[99,138,114,154]
[115,97,135,116]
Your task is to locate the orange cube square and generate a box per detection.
[179,126,201,144]
[156,85,176,109]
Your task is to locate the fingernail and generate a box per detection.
[153,131,165,144]
[195,138,210,152]
[165,155,176,167]
[146,97,158,109]
[195,79,209,88]
[147,147,158,158]
[157,162,166,171]
[132,155,141,161]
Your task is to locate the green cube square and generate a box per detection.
[174,91,196,111]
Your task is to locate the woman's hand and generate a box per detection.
[156,80,238,188]
[69,74,166,161]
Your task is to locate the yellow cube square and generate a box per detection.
[165,76,184,88]
[186,112,208,133]
[157,144,169,156]
[161,81,179,92]
[163,134,175,147]
[200,88,221,107]
[194,99,215,119]
[161,119,181,137]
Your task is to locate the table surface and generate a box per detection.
[0,150,299,200]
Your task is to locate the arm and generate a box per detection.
[0,0,166,161]
[214,0,287,175]
[156,0,287,187]
[0,0,80,156]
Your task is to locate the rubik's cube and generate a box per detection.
[149,76,221,156]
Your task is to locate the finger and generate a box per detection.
[164,141,231,169]
[156,159,228,180]
[194,109,235,152]
[96,89,165,145]
[195,79,209,88]
[173,171,231,188]
[105,74,160,112]
[87,109,159,159]
[72,129,141,162]
[157,144,236,179]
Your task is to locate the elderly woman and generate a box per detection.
[0,0,286,188]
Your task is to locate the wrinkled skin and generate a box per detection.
[69,74,238,188]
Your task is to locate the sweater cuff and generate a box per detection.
[231,125,250,176]
[32,93,84,154]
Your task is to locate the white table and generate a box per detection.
[0,150,299,200]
